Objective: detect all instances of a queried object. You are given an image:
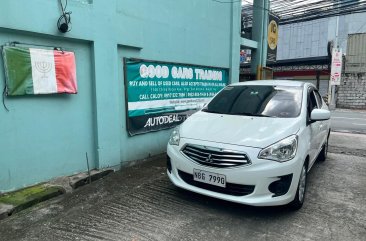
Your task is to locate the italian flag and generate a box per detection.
[2,46,77,95]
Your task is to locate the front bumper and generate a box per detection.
[167,138,304,206]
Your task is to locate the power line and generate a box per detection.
[241,0,366,25]
[212,0,366,28]
[211,0,272,12]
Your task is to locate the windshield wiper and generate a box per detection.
[201,109,223,114]
[231,112,273,117]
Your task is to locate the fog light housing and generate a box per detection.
[268,174,293,197]
[167,155,172,173]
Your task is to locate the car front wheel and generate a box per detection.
[289,163,307,210]
[318,137,329,162]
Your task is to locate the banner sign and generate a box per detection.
[124,58,229,136]
[267,14,279,63]
[2,46,77,95]
[330,48,342,85]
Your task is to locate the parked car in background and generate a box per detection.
[167,80,331,210]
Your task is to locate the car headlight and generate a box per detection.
[258,135,298,162]
[169,127,180,146]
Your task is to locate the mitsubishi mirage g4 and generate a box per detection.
[167,80,331,210]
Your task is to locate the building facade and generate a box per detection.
[277,12,366,60]
[0,0,241,192]
[275,12,366,98]
[337,33,366,109]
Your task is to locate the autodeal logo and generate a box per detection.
[144,114,188,128]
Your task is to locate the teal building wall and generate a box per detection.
[0,0,241,192]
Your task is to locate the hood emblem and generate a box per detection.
[205,154,213,163]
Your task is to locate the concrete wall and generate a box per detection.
[337,74,366,109]
[0,0,241,192]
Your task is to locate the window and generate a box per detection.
[307,89,318,119]
[314,90,323,108]
[202,85,303,118]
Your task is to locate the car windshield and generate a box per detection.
[202,85,303,118]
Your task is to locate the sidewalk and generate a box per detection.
[333,108,366,113]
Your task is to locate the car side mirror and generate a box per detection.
[310,109,330,121]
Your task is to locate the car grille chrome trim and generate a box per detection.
[181,144,251,168]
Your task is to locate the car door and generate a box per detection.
[307,87,321,165]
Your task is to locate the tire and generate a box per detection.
[318,136,329,162]
[289,163,307,210]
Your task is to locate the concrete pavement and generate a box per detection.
[0,132,365,241]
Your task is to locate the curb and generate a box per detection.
[331,130,366,135]
[0,204,14,220]
[0,169,114,221]
[0,185,65,220]
[70,169,114,189]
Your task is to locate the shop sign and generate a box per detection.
[124,58,229,136]
[330,48,342,85]
[267,14,279,63]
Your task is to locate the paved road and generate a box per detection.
[331,109,366,134]
[0,133,365,241]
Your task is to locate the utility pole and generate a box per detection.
[251,0,269,79]
[328,7,339,109]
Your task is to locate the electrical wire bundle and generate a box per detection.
[57,0,72,33]
[240,0,366,25]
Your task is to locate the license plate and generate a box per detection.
[193,169,226,188]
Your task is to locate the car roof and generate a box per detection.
[230,80,315,88]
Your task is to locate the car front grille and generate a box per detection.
[181,144,251,168]
[178,170,255,196]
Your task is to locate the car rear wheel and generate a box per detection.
[289,163,307,210]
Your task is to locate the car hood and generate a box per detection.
[180,111,301,149]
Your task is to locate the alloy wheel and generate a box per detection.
[324,139,328,159]
[298,165,307,203]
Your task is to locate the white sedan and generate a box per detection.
[167,80,331,210]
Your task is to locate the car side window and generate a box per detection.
[314,90,323,108]
[307,89,318,120]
